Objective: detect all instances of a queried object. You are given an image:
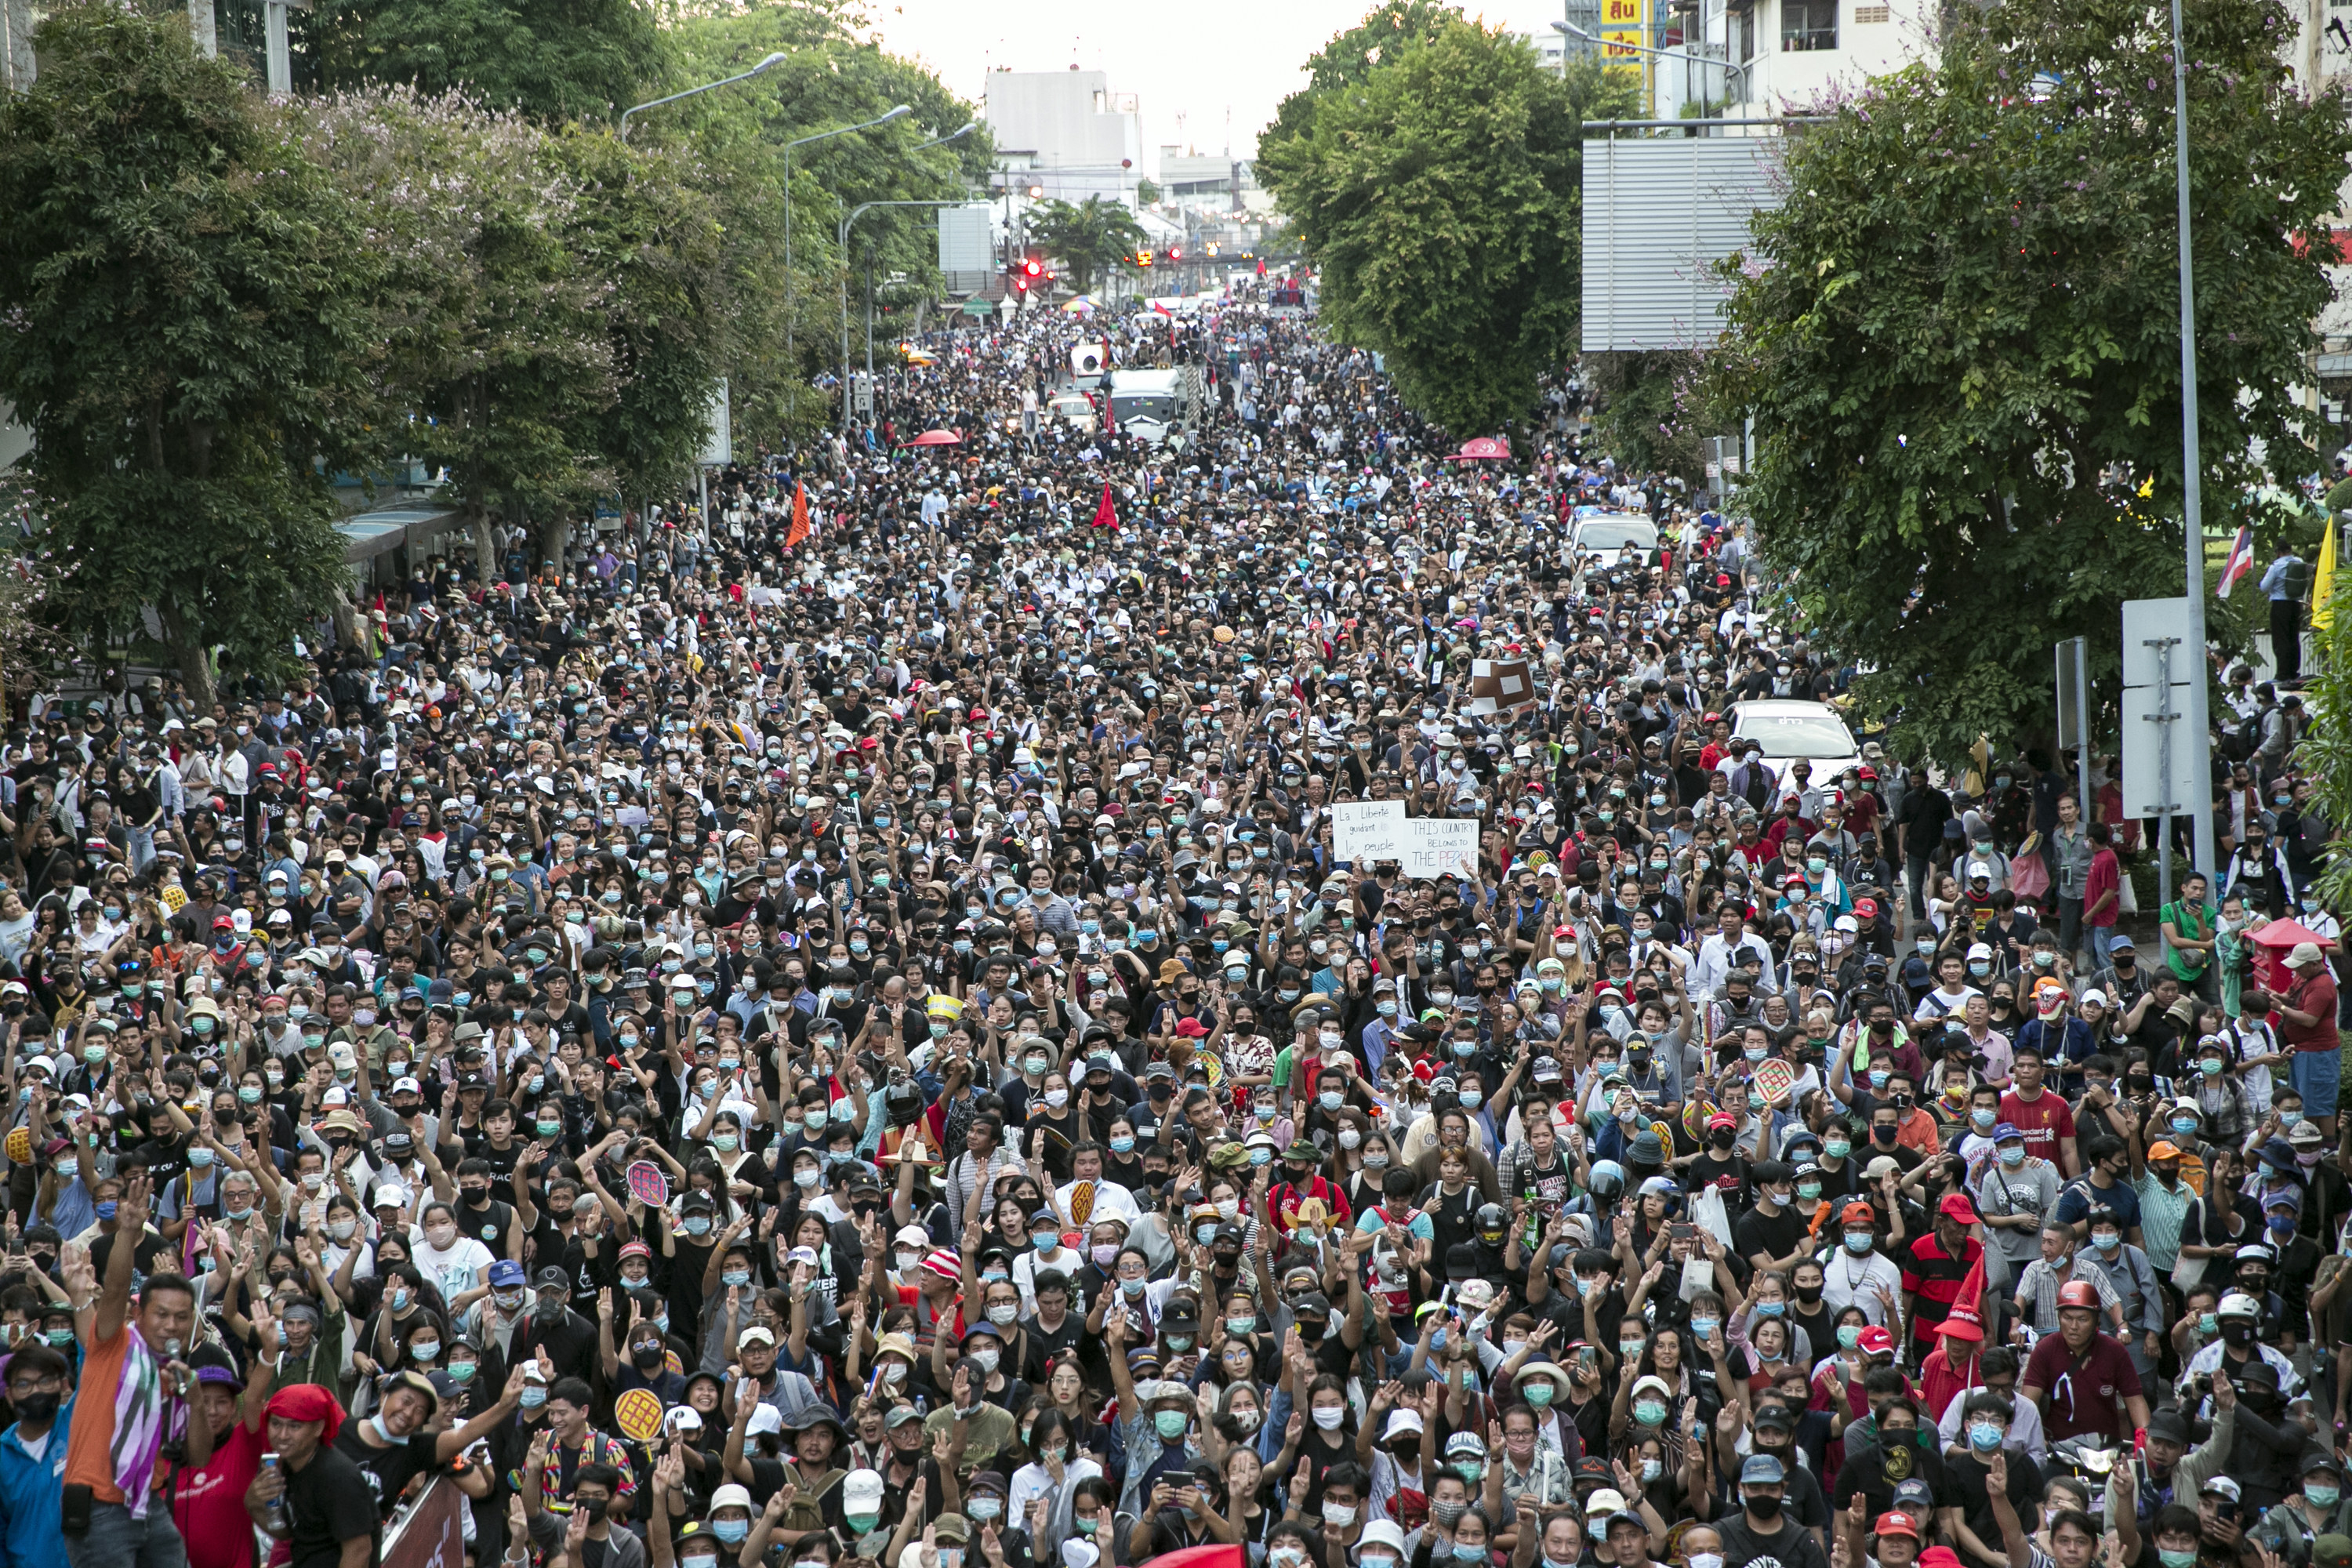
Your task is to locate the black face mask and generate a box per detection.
[579,1498,610,1523]
[1745,1494,1783,1520]
[12,1391,58,1422]
[1709,1130,1735,1151]
[1872,1125,1899,1145]
[633,1344,666,1372]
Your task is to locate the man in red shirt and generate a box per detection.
[2279,942,2343,1140]
[1996,1044,2079,1178]
[1900,1192,1984,1359]
[2019,1280,2150,1443]
[174,1307,281,1568]
[1269,1138,1352,1235]
[2082,826,2122,966]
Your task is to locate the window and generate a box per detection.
[1781,0,1838,49]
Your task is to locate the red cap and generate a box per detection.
[1858,1325,1896,1355]
[1875,1513,1920,1541]
[1708,1111,1737,1131]
[1941,1304,1985,1341]
[1841,1200,1877,1225]
[1938,1192,1981,1225]
[1855,898,1878,917]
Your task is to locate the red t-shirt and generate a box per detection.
[175,1418,266,1568]
[1997,1088,2074,1167]
[2284,971,2342,1054]
[2022,1330,2143,1441]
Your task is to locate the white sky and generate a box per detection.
[863,1,1567,164]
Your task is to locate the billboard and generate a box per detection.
[1599,0,1653,111]
[937,204,995,273]
[1580,134,1786,353]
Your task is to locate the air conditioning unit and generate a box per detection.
[1069,343,1108,379]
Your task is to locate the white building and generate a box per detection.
[982,67,1144,209]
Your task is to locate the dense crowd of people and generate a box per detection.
[0,283,2340,1568]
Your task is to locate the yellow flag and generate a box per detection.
[2316,521,2339,631]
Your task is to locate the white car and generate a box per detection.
[1728,699,1864,791]
[1569,511,1661,568]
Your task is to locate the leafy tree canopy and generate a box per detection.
[310,0,670,122]
[1706,0,2352,762]
[1028,197,1150,297]
[0,0,369,707]
[1258,19,1634,438]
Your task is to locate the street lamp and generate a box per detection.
[619,53,788,141]
[783,104,914,364]
[915,121,978,152]
[1552,20,1751,110]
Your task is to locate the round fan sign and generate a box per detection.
[614,1388,664,1443]
[1751,1058,1797,1109]
[626,1162,670,1210]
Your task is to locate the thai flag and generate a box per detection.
[2219,524,2255,598]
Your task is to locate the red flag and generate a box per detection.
[786,481,810,547]
[1151,1548,1247,1568]
[1091,484,1118,531]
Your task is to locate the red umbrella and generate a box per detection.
[1448,436,1511,461]
[902,429,962,447]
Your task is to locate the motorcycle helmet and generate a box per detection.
[1475,1203,1508,1245]
[1586,1160,1627,1202]
[2055,1281,2101,1311]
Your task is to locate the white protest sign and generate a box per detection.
[1330,800,1407,864]
[1402,818,1482,878]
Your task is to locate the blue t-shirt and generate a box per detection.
[2055,1177,2142,1235]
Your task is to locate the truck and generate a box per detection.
[1105,368,1192,444]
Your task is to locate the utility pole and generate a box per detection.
[2169,0,2219,879]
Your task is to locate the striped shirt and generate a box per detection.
[62,1323,176,1517]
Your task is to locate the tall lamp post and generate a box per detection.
[2169,0,2218,877]
[619,53,788,140]
[783,104,914,365]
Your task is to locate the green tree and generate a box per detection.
[1263,0,1467,154]
[547,125,734,532]
[310,0,670,122]
[1588,351,1707,485]
[305,89,616,579]
[1258,20,1634,438]
[1707,0,2352,764]
[0,1,371,709]
[661,3,989,434]
[1028,197,1150,297]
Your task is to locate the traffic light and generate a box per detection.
[1022,258,1042,281]
[1167,246,1182,262]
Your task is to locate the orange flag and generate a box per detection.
[786,480,810,547]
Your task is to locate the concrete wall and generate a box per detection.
[983,69,1142,206]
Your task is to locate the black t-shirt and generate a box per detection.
[86,1228,169,1285]
[1938,1446,2045,1567]
[1733,1202,1812,1268]
[285,1442,383,1568]
[454,1195,515,1255]
[1719,1511,1833,1568]
[332,1421,442,1519]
